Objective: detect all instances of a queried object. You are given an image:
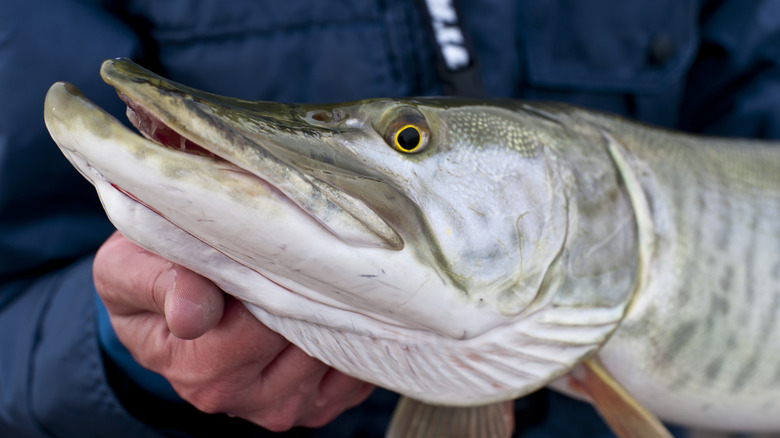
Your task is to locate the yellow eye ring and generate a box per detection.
[394,125,423,153]
[380,109,430,154]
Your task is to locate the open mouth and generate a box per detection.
[95,57,402,250]
[119,92,218,159]
[109,87,401,251]
[114,90,293,198]
[106,90,299,214]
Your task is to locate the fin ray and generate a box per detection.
[386,396,514,438]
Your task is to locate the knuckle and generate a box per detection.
[184,389,234,415]
[256,409,300,432]
[171,376,239,415]
[300,411,338,429]
[250,398,307,432]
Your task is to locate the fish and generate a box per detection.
[43,58,780,437]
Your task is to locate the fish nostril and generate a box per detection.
[310,111,331,122]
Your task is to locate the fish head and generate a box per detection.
[44,59,634,404]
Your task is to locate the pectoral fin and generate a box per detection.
[386,396,514,438]
[569,359,672,438]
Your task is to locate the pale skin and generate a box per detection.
[93,231,374,432]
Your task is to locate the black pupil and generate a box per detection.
[397,127,421,151]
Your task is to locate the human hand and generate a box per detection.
[93,231,374,431]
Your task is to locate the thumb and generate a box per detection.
[162,264,225,339]
[94,231,225,339]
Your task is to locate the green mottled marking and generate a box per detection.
[662,321,697,363]
[705,357,724,381]
[719,266,734,294]
[732,350,760,392]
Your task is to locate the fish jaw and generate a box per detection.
[43,81,476,336]
[99,58,404,251]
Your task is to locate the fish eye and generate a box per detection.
[394,125,422,152]
[384,113,430,154]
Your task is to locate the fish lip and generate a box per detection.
[100,58,403,250]
[44,80,297,225]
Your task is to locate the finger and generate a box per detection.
[94,231,224,339]
[316,369,375,410]
[239,351,374,430]
[207,298,292,364]
[260,345,331,398]
[159,299,293,408]
[301,369,375,428]
[242,346,373,430]
[212,346,328,430]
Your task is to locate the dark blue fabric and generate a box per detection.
[95,288,183,402]
[0,257,160,437]
[1,0,779,436]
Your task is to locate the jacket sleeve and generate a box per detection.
[0,259,164,438]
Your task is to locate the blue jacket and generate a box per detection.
[1,1,779,437]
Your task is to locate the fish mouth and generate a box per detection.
[99,58,403,250]
[44,78,429,336]
[120,91,217,159]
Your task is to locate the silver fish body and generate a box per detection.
[44,59,780,432]
[579,110,780,430]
